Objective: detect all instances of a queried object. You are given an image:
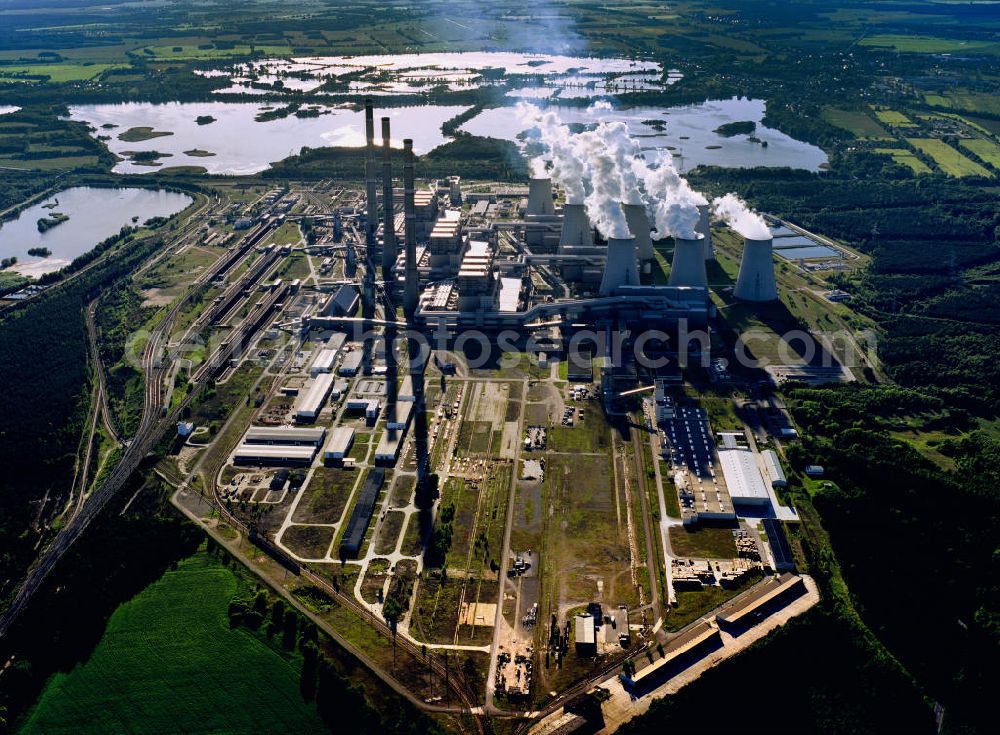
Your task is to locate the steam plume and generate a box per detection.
[711,193,770,239]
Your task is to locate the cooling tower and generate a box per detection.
[380,116,396,277]
[622,204,654,262]
[697,204,714,260]
[403,139,419,318]
[734,237,778,302]
[668,236,708,289]
[364,99,377,251]
[526,178,555,216]
[599,237,639,296]
[559,203,594,251]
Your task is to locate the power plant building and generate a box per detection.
[734,236,778,302]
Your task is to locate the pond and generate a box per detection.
[0,187,193,277]
[68,101,468,174]
[459,97,828,173]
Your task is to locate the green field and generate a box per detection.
[0,63,123,82]
[873,148,932,174]
[872,109,916,128]
[958,138,1000,169]
[906,138,992,177]
[859,34,1000,54]
[820,108,889,138]
[923,91,1000,116]
[21,553,325,735]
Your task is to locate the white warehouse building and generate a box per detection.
[323,426,356,462]
[295,373,335,422]
[717,449,771,505]
[762,449,788,488]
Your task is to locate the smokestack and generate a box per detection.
[668,236,708,289]
[403,139,419,318]
[599,237,639,296]
[558,203,593,252]
[697,204,714,260]
[526,178,555,216]
[380,116,395,277]
[734,237,778,302]
[364,99,378,252]
[622,203,654,261]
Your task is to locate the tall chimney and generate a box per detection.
[599,237,639,296]
[526,178,555,216]
[668,236,708,289]
[403,139,419,318]
[697,204,714,261]
[380,116,395,278]
[734,236,778,302]
[364,99,377,253]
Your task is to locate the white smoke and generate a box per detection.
[574,125,631,238]
[636,150,706,240]
[517,103,589,204]
[711,193,770,239]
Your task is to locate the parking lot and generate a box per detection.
[661,406,733,518]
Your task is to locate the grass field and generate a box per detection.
[906,138,992,177]
[923,91,1000,116]
[958,138,1000,169]
[872,148,932,174]
[859,34,1000,55]
[820,108,889,138]
[0,63,123,82]
[21,553,324,734]
[668,525,738,559]
[872,109,916,128]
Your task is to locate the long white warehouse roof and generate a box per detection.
[296,373,335,418]
[762,449,788,486]
[324,426,356,458]
[717,449,771,504]
[310,348,339,375]
[233,443,317,463]
[245,425,327,445]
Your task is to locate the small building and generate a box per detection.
[574,614,596,656]
[177,421,195,437]
[331,378,351,400]
[761,449,788,488]
[310,347,339,377]
[365,399,381,423]
[323,426,356,462]
[385,400,413,431]
[804,465,825,477]
[270,469,290,491]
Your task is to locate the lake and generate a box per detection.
[460,97,828,173]
[0,187,193,277]
[68,102,468,174]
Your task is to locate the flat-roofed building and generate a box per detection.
[233,443,317,466]
[339,350,364,376]
[574,614,596,656]
[339,469,385,559]
[385,400,413,431]
[718,448,771,505]
[624,621,720,689]
[323,426,355,462]
[295,373,335,422]
[716,573,803,628]
[310,347,339,377]
[244,425,327,446]
[762,449,788,487]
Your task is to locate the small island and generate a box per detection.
[27,247,52,258]
[118,126,174,142]
[183,149,216,157]
[123,150,172,166]
[36,212,69,232]
[195,115,216,125]
[0,256,17,269]
[714,120,757,137]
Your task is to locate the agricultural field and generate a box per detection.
[923,91,1000,116]
[958,138,1000,169]
[820,108,889,139]
[872,109,917,128]
[872,148,932,174]
[906,138,992,178]
[859,35,1000,55]
[20,553,323,734]
[0,63,124,83]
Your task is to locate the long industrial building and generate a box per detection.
[233,443,317,466]
[717,448,771,505]
[339,469,386,559]
[245,425,327,446]
[323,426,356,462]
[295,373,335,422]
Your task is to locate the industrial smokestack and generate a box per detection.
[697,204,713,260]
[403,138,419,318]
[380,116,395,277]
[668,236,708,289]
[364,99,378,252]
[558,203,594,252]
[622,203,654,261]
[599,237,639,296]
[526,178,555,216]
[734,237,778,302]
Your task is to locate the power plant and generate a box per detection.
[380,116,395,277]
[734,236,778,302]
[622,203,654,267]
[559,203,594,251]
[526,177,555,216]
[599,237,640,296]
[697,204,714,261]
